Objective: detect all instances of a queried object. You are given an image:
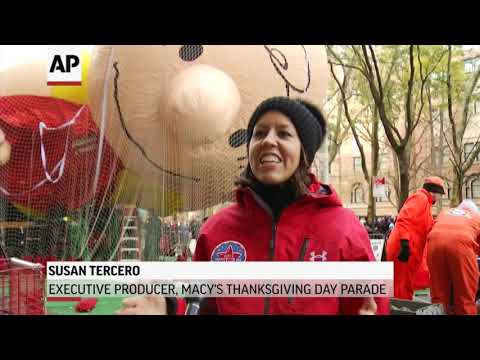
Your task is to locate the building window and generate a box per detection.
[469,99,480,115]
[472,178,480,199]
[473,99,480,115]
[351,184,364,204]
[464,142,480,163]
[353,157,362,172]
[465,58,479,74]
[466,178,480,199]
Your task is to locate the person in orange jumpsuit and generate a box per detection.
[386,176,445,299]
[427,200,480,315]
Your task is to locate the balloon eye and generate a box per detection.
[179,45,204,61]
[229,129,248,148]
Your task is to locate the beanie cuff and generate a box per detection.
[423,183,445,195]
[246,97,323,165]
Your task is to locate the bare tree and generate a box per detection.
[327,81,351,169]
[330,45,446,210]
[443,46,480,205]
[328,46,380,225]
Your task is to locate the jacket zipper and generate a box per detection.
[264,220,277,315]
[288,238,310,305]
[269,222,277,260]
[249,189,290,315]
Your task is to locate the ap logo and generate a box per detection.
[47,47,82,86]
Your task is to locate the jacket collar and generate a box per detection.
[235,173,343,213]
[419,188,435,205]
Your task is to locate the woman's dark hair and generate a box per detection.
[234,145,312,197]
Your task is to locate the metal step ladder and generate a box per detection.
[117,205,142,261]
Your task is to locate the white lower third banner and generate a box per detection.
[46,262,393,298]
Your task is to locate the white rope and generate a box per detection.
[78,46,116,258]
[0,105,85,196]
[39,105,84,183]
[92,46,114,196]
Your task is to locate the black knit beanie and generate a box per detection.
[423,183,445,195]
[246,97,326,166]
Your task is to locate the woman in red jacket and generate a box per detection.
[118,97,389,315]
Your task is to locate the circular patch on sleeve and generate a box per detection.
[210,241,247,262]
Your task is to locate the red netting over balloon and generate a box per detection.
[0,95,122,212]
[0,95,123,261]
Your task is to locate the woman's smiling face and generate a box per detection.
[248,111,301,185]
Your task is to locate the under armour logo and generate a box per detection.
[310,250,328,262]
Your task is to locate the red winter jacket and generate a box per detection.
[189,174,390,315]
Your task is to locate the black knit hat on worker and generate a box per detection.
[423,176,445,195]
[246,96,327,166]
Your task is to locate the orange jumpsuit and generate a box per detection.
[427,208,480,315]
[413,249,431,290]
[387,189,434,299]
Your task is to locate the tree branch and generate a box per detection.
[412,154,430,175]
[328,60,368,78]
[446,45,459,155]
[360,45,401,151]
[425,49,448,80]
[329,60,370,180]
[411,46,429,137]
[388,118,403,144]
[351,45,369,73]
[368,45,384,101]
[443,128,461,171]
[462,131,480,172]
[354,105,374,140]
[383,47,402,93]
[327,46,368,78]
[417,164,454,183]
[461,63,480,137]
[404,46,415,140]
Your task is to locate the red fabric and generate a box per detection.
[386,189,434,299]
[191,174,390,315]
[175,298,187,315]
[375,177,385,185]
[0,95,122,213]
[75,298,98,312]
[427,208,480,314]
[413,249,431,290]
